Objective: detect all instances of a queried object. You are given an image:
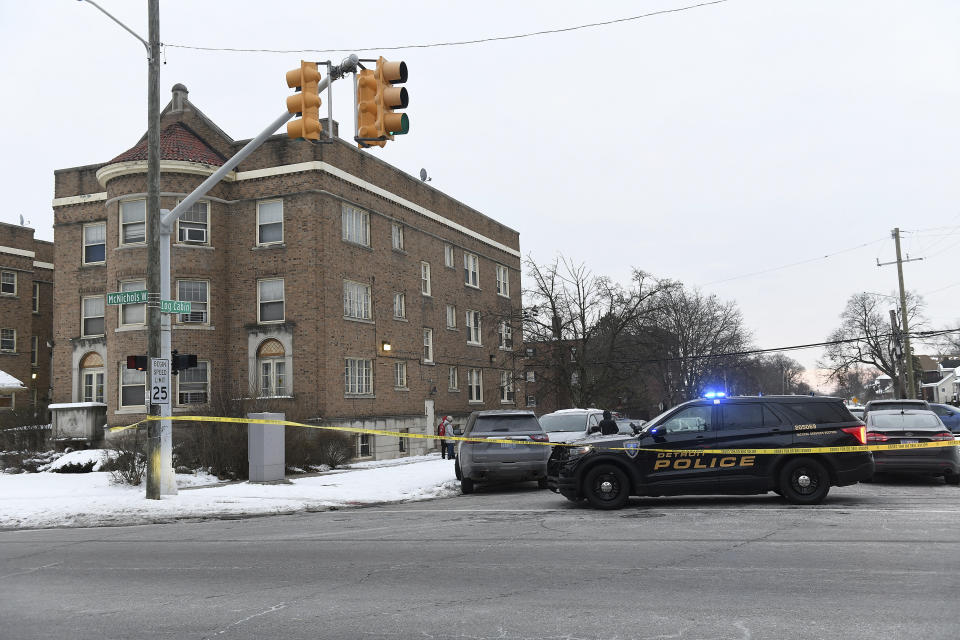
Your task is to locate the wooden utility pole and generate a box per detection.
[877,228,922,399]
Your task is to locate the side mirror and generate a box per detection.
[650,427,666,443]
[452,427,463,436]
[588,425,600,434]
[630,424,642,435]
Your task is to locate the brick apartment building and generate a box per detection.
[0,222,54,415]
[51,84,524,459]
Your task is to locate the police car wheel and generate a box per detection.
[945,472,960,486]
[583,464,630,510]
[461,478,475,494]
[537,478,549,490]
[779,458,830,505]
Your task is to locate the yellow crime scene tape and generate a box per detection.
[108,415,960,455]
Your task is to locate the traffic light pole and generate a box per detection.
[150,55,359,496]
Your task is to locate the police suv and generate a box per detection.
[547,395,874,510]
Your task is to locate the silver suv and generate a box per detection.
[455,410,551,494]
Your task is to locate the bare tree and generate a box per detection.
[641,286,752,406]
[523,256,674,410]
[819,292,925,398]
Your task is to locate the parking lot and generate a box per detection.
[3,475,959,640]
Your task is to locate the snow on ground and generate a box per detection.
[0,454,459,530]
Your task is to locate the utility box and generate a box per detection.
[49,402,108,447]
[248,412,285,483]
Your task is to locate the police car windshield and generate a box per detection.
[539,414,588,432]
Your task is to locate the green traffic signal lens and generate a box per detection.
[390,114,409,136]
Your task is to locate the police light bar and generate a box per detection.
[703,391,727,399]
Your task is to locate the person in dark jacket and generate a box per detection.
[598,410,619,436]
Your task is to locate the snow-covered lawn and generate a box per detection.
[0,453,459,530]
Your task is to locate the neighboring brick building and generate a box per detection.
[51,84,524,459]
[0,222,54,416]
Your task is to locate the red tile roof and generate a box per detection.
[108,122,226,166]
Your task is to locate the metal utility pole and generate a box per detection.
[877,228,922,400]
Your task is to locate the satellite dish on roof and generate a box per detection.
[419,168,432,182]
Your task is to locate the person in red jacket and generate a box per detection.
[437,415,452,459]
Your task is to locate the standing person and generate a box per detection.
[437,415,450,459]
[598,410,619,436]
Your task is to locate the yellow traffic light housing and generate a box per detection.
[285,61,322,140]
[356,57,408,148]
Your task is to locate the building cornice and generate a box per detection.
[94,159,231,189]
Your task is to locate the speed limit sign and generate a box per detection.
[150,358,170,406]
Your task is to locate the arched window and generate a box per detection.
[257,339,287,397]
[80,352,104,403]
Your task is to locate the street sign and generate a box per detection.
[150,358,170,406]
[106,290,149,305]
[160,299,192,314]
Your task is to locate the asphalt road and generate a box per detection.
[2,475,959,640]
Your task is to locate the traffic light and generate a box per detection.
[170,350,198,376]
[126,355,148,371]
[285,61,322,140]
[356,57,408,148]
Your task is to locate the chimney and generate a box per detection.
[171,83,189,112]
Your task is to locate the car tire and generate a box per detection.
[779,457,830,505]
[583,464,630,510]
[454,461,462,481]
[461,478,475,494]
[537,478,548,490]
[860,474,874,483]
[945,471,960,486]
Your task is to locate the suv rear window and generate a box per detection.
[868,401,928,412]
[468,415,542,435]
[782,401,853,424]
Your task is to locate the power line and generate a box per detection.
[163,0,731,54]
[700,237,886,287]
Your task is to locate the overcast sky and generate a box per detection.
[3,0,959,388]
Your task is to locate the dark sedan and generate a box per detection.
[865,409,959,484]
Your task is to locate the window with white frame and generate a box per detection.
[177,200,209,244]
[444,244,455,268]
[526,395,537,408]
[82,296,104,337]
[257,200,283,245]
[0,271,15,296]
[420,261,431,296]
[391,223,404,251]
[0,328,14,353]
[83,222,106,264]
[257,339,288,397]
[80,352,104,403]
[177,360,209,405]
[395,361,407,389]
[345,358,373,395]
[258,278,284,323]
[32,282,39,313]
[464,253,479,288]
[498,321,513,350]
[120,199,146,245]
[30,336,38,365]
[177,280,209,324]
[393,292,406,319]
[357,433,371,457]
[466,310,481,345]
[446,304,457,329]
[342,203,370,246]
[468,368,483,402]
[500,371,515,403]
[423,328,434,363]
[526,370,536,382]
[496,264,510,298]
[448,366,459,390]
[120,279,146,326]
[119,366,146,408]
[343,281,372,320]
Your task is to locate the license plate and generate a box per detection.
[500,442,516,448]
[900,439,918,444]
